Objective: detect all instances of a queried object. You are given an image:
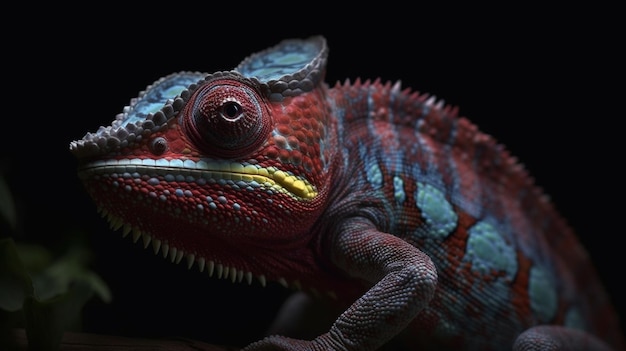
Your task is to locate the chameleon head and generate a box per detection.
[69,37,335,284]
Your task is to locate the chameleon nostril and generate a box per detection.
[150,137,168,155]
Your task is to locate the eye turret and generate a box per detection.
[181,78,272,157]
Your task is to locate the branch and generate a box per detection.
[8,329,240,351]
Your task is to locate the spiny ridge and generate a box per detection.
[102,209,339,298]
[103,212,274,287]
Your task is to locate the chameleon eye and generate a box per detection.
[181,78,272,157]
[221,101,243,121]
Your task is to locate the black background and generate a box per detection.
[4,5,623,349]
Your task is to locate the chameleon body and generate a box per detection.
[69,36,624,351]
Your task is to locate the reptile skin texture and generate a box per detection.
[69,36,625,351]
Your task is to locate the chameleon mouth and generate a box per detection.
[102,209,282,288]
[102,210,338,301]
[78,158,318,200]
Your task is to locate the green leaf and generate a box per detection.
[14,243,53,275]
[27,245,111,304]
[24,280,95,351]
[0,238,34,312]
[1,238,113,350]
[23,245,112,350]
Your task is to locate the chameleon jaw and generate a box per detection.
[103,208,278,288]
[77,157,323,285]
[102,208,340,301]
[78,158,318,200]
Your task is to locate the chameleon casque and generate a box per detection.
[69,36,624,351]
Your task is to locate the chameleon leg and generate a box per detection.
[513,325,615,351]
[244,217,437,351]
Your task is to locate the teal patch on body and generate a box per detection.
[358,142,383,189]
[464,221,517,279]
[528,266,558,322]
[393,176,405,204]
[564,307,587,331]
[415,182,457,238]
[367,163,383,188]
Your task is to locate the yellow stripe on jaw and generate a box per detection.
[210,162,317,200]
[84,158,318,200]
[271,170,311,198]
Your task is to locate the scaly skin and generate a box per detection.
[69,36,625,351]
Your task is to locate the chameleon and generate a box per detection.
[69,36,624,351]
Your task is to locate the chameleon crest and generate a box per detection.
[70,36,624,351]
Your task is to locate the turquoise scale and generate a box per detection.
[236,38,322,82]
[121,72,206,127]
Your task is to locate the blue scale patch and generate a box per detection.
[366,163,383,188]
[464,221,517,279]
[415,182,457,239]
[237,39,320,82]
[528,265,558,322]
[122,72,206,127]
[393,176,405,204]
[358,142,383,189]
